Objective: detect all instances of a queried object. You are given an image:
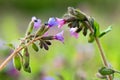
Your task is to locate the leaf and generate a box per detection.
[93,20,100,37]
[99,26,112,38]
[13,53,22,71]
[89,17,100,37]
[88,33,94,43]
[98,67,115,76]
[32,43,39,52]
[6,43,15,49]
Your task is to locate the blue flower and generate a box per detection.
[32,16,41,29]
[47,17,58,27]
[54,31,64,43]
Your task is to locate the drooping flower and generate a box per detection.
[70,28,79,38]
[32,16,41,29]
[56,18,66,28]
[47,17,58,27]
[54,31,64,43]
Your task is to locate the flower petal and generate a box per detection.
[56,18,66,28]
[54,31,64,43]
[47,17,58,27]
[70,28,79,38]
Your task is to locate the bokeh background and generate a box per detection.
[0,0,120,80]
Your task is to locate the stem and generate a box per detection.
[95,38,112,80]
[83,21,112,80]
[0,36,42,71]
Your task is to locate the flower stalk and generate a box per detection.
[0,36,43,71]
[83,21,112,80]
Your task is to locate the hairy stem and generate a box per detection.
[84,21,112,80]
[0,36,42,71]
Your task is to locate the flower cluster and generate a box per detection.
[31,16,80,43]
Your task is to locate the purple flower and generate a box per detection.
[54,31,64,43]
[56,18,66,28]
[47,17,58,27]
[42,76,54,80]
[70,28,79,38]
[32,16,41,29]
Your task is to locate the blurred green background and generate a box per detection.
[0,0,120,80]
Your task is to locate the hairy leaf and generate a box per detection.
[99,67,115,76]
[93,20,100,37]
[99,26,112,38]
[89,17,100,37]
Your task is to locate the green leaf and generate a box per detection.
[6,43,15,49]
[99,67,115,76]
[13,53,22,71]
[93,20,100,37]
[89,17,100,37]
[99,26,112,38]
[88,33,94,43]
[32,43,39,52]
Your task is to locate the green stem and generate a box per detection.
[84,21,112,80]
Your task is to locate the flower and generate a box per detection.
[70,28,79,38]
[56,18,66,28]
[47,17,58,27]
[32,16,41,29]
[42,76,54,80]
[54,31,64,43]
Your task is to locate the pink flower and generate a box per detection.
[70,28,79,38]
[56,18,66,28]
